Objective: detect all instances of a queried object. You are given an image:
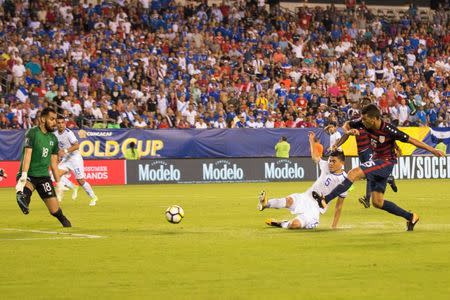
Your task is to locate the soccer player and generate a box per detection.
[54,116,98,206]
[258,132,347,230]
[15,107,71,227]
[313,104,444,231]
[332,121,398,208]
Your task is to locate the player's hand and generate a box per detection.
[308,131,315,140]
[15,172,27,193]
[58,149,66,159]
[433,149,445,157]
[347,129,360,136]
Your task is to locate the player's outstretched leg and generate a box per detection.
[45,197,72,227]
[372,192,419,231]
[387,175,398,192]
[60,175,79,200]
[78,179,98,206]
[257,191,268,211]
[266,217,304,229]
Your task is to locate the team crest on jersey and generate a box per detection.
[50,141,54,146]
[379,136,385,143]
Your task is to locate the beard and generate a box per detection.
[44,121,55,132]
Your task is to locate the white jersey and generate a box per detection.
[329,131,342,150]
[54,128,81,161]
[307,159,348,199]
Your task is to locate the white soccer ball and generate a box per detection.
[165,205,184,224]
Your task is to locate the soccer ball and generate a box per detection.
[165,205,184,224]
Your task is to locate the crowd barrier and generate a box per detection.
[1,156,449,188]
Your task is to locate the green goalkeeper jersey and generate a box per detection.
[19,127,59,177]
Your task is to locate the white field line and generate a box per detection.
[1,228,104,240]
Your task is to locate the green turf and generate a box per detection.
[1,180,449,299]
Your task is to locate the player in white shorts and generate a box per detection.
[55,116,98,206]
[257,132,347,229]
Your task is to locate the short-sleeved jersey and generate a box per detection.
[307,159,348,199]
[19,127,59,177]
[350,122,371,153]
[349,119,409,161]
[54,128,80,160]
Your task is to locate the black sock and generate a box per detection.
[365,181,371,201]
[387,175,394,184]
[51,208,71,227]
[325,178,353,203]
[381,200,413,221]
[22,187,32,206]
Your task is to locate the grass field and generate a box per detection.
[1,180,450,299]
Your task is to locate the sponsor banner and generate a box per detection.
[126,158,318,184]
[0,161,21,188]
[1,128,448,160]
[0,160,125,187]
[350,156,450,180]
[76,160,126,185]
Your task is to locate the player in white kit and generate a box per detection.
[257,132,347,229]
[55,117,98,206]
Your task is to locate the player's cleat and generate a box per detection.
[406,213,419,231]
[388,176,398,192]
[61,218,72,228]
[265,218,286,228]
[89,196,98,206]
[257,190,267,211]
[358,196,370,208]
[16,192,29,215]
[71,186,79,200]
[312,191,326,209]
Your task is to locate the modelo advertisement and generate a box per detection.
[126,158,318,184]
[350,156,450,180]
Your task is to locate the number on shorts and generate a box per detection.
[361,160,376,168]
[42,182,52,192]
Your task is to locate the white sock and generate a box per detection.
[281,221,290,229]
[82,182,96,198]
[61,176,75,189]
[267,198,286,209]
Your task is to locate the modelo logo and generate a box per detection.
[138,161,181,182]
[203,160,244,181]
[265,160,305,179]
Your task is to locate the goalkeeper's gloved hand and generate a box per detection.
[15,172,27,193]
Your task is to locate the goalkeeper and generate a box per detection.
[15,108,71,227]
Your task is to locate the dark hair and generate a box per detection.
[329,150,345,162]
[328,121,337,127]
[361,104,381,119]
[56,115,65,120]
[281,136,287,141]
[41,107,56,117]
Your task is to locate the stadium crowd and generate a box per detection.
[0,0,449,130]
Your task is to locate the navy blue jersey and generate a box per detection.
[349,119,409,161]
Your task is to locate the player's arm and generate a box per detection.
[407,137,444,157]
[389,124,444,157]
[309,131,320,163]
[16,130,35,192]
[331,196,345,229]
[59,142,79,157]
[332,133,349,151]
